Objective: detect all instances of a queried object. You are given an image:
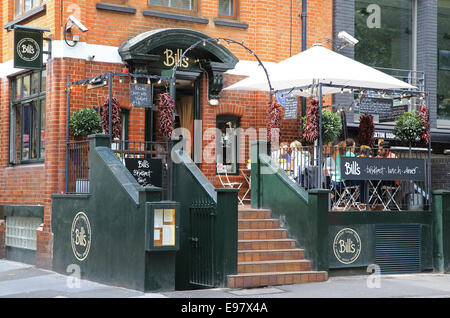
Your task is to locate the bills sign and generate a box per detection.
[14,27,44,70]
[340,157,426,181]
[125,158,162,187]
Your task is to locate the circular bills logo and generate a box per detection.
[17,37,40,62]
[333,228,361,264]
[71,212,91,261]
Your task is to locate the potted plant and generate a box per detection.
[392,110,426,157]
[69,107,103,139]
[301,107,342,145]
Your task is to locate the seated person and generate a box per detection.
[376,141,397,159]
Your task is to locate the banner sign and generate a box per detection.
[14,27,44,70]
[284,96,298,119]
[340,157,426,181]
[125,158,162,187]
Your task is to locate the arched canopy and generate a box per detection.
[118,28,239,72]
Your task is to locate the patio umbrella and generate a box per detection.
[223,43,418,95]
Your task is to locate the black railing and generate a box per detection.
[66,140,90,194]
[271,145,431,211]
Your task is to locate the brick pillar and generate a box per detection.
[36,229,53,269]
[0,220,5,259]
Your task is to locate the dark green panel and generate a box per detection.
[0,205,44,219]
[14,27,44,70]
[6,247,36,265]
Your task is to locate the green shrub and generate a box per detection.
[69,108,102,137]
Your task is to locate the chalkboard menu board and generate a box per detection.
[130,83,152,107]
[284,96,298,119]
[340,157,425,181]
[125,158,162,187]
[359,97,393,116]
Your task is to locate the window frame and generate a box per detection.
[10,69,46,164]
[147,0,198,15]
[218,0,238,19]
[14,0,45,18]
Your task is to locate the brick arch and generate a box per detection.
[215,104,245,117]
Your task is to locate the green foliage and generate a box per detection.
[69,108,102,137]
[302,109,342,144]
[393,111,425,146]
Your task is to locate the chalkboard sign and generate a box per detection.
[125,158,162,187]
[378,105,408,123]
[340,157,425,181]
[284,96,298,119]
[359,97,393,116]
[130,83,152,107]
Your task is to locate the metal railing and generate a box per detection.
[271,145,431,211]
[66,140,90,194]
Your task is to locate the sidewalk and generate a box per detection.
[1,259,450,298]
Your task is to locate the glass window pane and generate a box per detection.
[355,0,412,70]
[32,0,39,8]
[15,0,22,16]
[31,72,40,95]
[219,0,233,15]
[149,0,163,5]
[41,70,46,93]
[23,75,30,98]
[180,0,193,10]
[167,0,178,8]
[31,103,39,159]
[22,104,31,160]
[16,77,22,100]
[40,100,46,159]
[437,0,450,121]
[24,0,32,11]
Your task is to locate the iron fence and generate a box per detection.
[271,144,431,211]
[66,140,90,194]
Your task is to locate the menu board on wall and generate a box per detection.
[284,96,298,119]
[125,158,162,187]
[130,83,152,107]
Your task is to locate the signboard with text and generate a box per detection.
[125,158,162,187]
[130,83,153,107]
[340,157,426,181]
[14,28,44,70]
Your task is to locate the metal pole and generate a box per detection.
[426,93,432,208]
[318,83,323,189]
[66,75,71,193]
[108,73,113,146]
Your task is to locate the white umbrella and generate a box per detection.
[223,43,418,96]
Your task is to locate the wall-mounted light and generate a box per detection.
[209,98,219,106]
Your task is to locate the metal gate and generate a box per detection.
[188,200,216,287]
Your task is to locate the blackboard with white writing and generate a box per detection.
[340,157,425,181]
[125,158,162,187]
[284,96,298,119]
[130,83,153,107]
[359,98,393,115]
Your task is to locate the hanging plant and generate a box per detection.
[358,114,375,147]
[158,93,175,139]
[301,108,342,144]
[302,98,319,143]
[419,104,430,145]
[267,101,282,142]
[101,97,122,139]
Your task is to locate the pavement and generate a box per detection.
[1,259,450,299]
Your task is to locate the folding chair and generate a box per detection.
[217,166,244,205]
[381,183,401,211]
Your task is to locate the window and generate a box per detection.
[14,0,45,17]
[10,70,46,164]
[216,115,240,174]
[148,0,195,11]
[437,0,450,122]
[354,0,413,70]
[218,0,234,17]
[5,216,42,250]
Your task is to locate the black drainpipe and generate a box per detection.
[301,0,307,116]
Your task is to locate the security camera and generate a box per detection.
[66,15,88,32]
[337,31,359,47]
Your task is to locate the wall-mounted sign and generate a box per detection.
[14,27,44,70]
[333,228,362,265]
[145,201,180,251]
[71,212,92,262]
[130,83,152,107]
[359,97,407,122]
[340,157,426,181]
[284,96,298,119]
[125,158,162,187]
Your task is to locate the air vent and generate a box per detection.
[375,224,421,274]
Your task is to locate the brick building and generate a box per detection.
[0,0,333,267]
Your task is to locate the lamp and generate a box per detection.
[209,98,219,106]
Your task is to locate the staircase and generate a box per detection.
[227,206,328,288]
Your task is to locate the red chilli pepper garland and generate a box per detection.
[158,93,175,139]
[358,114,375,147]
[101,97,122,139]
[302,98,319,143]
[419,103,430,144]
[267,101,282,142]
